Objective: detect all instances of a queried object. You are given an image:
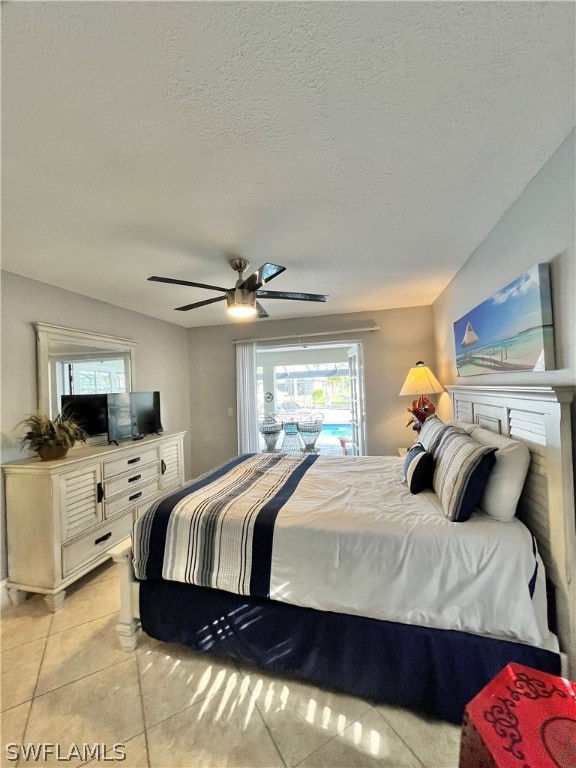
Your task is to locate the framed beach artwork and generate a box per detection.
[454,263,555,376]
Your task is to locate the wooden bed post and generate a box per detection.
[108,538,140,651]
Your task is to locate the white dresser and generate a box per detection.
[2,431,185,611]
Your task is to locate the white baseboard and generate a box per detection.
[1,579,12,611]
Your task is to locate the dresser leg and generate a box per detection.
[7,587,28,606]
[44,591,66,612]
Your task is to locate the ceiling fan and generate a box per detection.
[148,258,329,319]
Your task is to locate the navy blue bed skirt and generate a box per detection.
[139,579,561,724]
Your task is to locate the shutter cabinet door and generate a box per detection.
[60,465,103,541]
[160,439,184,490]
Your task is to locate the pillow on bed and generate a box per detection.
[418,415,450,457]
[403,443,435,494]
[433,428,497,522]
[465,427,531,522]
[446,420,477,434]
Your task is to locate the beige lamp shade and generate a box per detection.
[399,361,444,396]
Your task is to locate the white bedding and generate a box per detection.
[268,455,558,652]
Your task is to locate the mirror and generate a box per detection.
[35,323,137,418]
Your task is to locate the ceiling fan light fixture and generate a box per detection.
[150,260,327,318]
[226,288,257,318]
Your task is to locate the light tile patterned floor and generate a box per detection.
[1,562,462,767]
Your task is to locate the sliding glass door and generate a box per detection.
[347,343,366,455]
[237,341,366,456]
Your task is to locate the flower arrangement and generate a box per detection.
[405,395,436,431]
[18,412,88,460]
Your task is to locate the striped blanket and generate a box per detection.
[133,453,317,597]
[133,452,557,651]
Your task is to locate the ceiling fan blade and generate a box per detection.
[238,263,286,292]
[256,290,329,303]
[256,301,269,319]
[148,275,228,292]
[174,296,227,311]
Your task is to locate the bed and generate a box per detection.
[109,385,575,723]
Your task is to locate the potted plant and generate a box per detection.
[18,412,88,461]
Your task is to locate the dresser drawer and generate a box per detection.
[104,477,161,519]
[103,447,158,479]
[104,462,160,499]
[62,513,132,576]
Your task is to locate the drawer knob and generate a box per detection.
[127,457,141,465]
[128,474,142,483]
[95,531,112,545]
[129,491,143,502]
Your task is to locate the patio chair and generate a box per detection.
[258,414,283,452]
[296,413,325,453]
[339,437,359,456]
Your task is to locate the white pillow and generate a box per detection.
[469,427,531,521]
[446,420,477,434]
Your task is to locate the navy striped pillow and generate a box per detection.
[433,429,497,522]
[403,443,435,494]
[418,415,450,458]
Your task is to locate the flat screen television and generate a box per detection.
[107,393,133,444]
[131,391,163,438]
[60,394,108,437]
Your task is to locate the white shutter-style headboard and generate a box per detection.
[447,386,575,678]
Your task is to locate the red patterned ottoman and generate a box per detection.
[458,663,576,767]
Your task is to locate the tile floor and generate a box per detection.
[1,561,462,767]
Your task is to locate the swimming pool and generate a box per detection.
[321,423,353,439]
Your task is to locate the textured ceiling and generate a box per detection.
[2,1,574,327]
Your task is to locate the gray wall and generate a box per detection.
[432,129,575,416]
[0,271,192,581]
[187,306,437,476]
